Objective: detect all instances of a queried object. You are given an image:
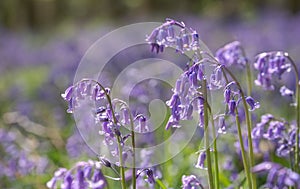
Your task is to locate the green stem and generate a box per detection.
[286,55,300,172]
[116,136,126,189]
[207,104,220,189]
[235,108,252,188]
[129,113,136,189]
[203,79,214,189]
[245,62,257,188]
[200,49,256,188]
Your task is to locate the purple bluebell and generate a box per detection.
[135,115,148,133]
[145,169,156,184]
[195,151,206,170]
[182,33,190,49]
[121,107,130,125]
[245,96,260,111]
[228,100,236,115]
[224,88,231,104]
[209,65,224,90]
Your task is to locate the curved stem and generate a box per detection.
[286,55,300,171]
[221,67,256,188]
[199,51,255,187]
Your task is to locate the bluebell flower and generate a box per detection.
[135,115,149,133]
[245,96,260,111]
[209,65,224,90]
[195,151,207,170]
[146,19,201,54]
[145,169,156,184]
[228,99,236,115]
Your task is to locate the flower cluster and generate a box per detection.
[46,160,107,189]
[146,19,200,53]
[252,162,300,188]
[254,51,291,90]
[223,81,260,115]
[251,114,298,158]
[166,62,205,129]
[61,79,153,162]
[0,128,48,179]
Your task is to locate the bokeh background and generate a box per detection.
[0,0,300,188]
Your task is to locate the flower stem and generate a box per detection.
[207,104,220,189]
[221,67,256,188]
[129,112,136,189]
[235,108,252,188]
[203,79,214,189]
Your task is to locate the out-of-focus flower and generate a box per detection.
[215,41,248,67]
[47,160,106,189]
[254,51,291,90]
[182,175,203,189]
[252,162,300,188]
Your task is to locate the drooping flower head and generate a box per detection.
[215,41,248,68]
[146,18,200,54]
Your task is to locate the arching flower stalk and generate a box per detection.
[147,18,260,189]
[61,79,131,189]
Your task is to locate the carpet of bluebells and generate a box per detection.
[1,12,300,189]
